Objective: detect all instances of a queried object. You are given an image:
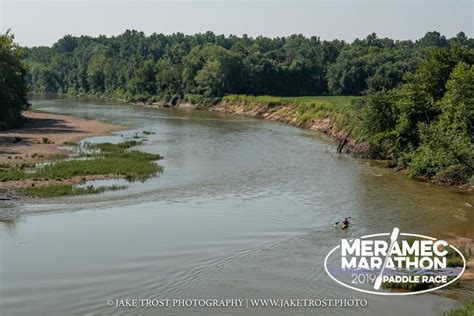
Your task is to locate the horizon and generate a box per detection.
[1,0,472,47]
[11,29,473,48]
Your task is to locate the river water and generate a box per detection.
[1,97,472,315]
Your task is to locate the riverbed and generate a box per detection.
[1,96,473,315]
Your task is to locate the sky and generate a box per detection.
[0,0,472,47]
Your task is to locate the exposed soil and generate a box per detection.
[0,111,123,166]
[0,111,124,195]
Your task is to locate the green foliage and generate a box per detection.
[359,47,474,185]
[222,95,359,132]
[0,140,163,183]
[19,31,474,185]
[223,95,356,113]
[25,31,472,102]
[0,32,29,130]
[444,297,474,316]
[327,33,420,95]
[409,63,474,184]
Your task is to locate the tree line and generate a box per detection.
[25,30,473,104]
[2,30,472,185]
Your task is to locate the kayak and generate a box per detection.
[341,223,349,230]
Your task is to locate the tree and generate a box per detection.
[0,32,29,130]
[409,63,474,184]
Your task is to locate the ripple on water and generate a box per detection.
[0,97,471,316]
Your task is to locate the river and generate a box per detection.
[1,96,472,315]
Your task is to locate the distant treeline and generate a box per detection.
[24,30,473,103]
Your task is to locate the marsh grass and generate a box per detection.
[1,140,163,196]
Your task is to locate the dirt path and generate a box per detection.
[0,111,123,166]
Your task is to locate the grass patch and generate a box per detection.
[444,296,474,316]
[223,95,357,114]
[1,140,163,196]
[222,95,359,127]
[23,184,127,197]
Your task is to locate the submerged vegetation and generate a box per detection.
[0,140,163,197]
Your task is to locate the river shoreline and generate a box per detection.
[0,110,124,195]
[135,98,473,192]
[142,99,474,287]
[28,93,474,191]
[0,96,474,306]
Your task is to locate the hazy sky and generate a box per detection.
[1,0,472,47]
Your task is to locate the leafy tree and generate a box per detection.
[0,32,29,129]
[359,47,474,184]
[409,63,474,184]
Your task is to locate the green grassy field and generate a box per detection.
[224,95,357,112]
[222,95,359,126]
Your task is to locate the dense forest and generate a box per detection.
[25,31,473,102]
[6,30,474,185]
[358,46,473,185]
[0,33,29,129]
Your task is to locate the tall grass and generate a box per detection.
[222,95,359,127]
[223,95,357,112]
[444,296,474,316]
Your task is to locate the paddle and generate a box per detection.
[334,217,351,225]
[373,227,400,290]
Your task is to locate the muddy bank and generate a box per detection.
[0,111,123,166]
[212,100,368,156]
[0,111,125,194]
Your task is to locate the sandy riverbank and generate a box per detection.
[0,111,124,193]
[0,111,123,166]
